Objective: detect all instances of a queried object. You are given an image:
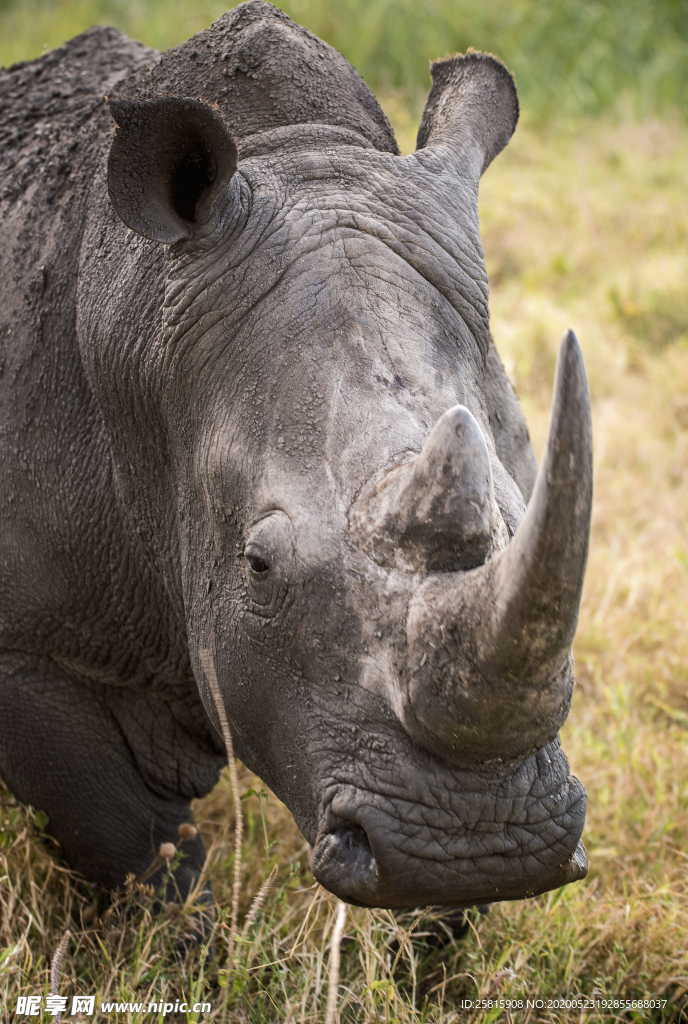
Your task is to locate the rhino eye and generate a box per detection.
[245,546,270,575]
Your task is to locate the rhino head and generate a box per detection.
[100,12,591,909]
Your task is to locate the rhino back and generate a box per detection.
[0,27,150,204]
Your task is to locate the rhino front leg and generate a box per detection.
[0,653,209,903]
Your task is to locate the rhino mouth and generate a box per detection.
[310,743,587,909]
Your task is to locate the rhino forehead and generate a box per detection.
[159,151,492,418]
[178,279,490,525]
[166,200,499,534]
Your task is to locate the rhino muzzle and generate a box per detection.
[311,825,589,909]
[310,741,588,908]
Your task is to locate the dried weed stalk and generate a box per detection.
[49,928,71,1023]
[199,645,244,961]
[325,900,348,1024]
[242,865,277,939]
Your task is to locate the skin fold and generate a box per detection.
[0,1,590,911]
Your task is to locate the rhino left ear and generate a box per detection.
[108,96,237,244]
[415,52,518,180]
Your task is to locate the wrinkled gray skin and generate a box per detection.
[0,1,591,910]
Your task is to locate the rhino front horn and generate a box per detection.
[402,331,593,762]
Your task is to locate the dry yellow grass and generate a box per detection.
[1,113,687,1022]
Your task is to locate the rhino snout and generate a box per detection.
[308,754,587,909]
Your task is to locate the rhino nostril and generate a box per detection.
[311,824,379,905]
[333,824,371,859]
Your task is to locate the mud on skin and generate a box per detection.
[0,1,591,917]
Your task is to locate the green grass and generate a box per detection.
[2,3,688,1021]
[0,0,687,122]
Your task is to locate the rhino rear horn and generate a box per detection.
[393,405,499,571]
[416,51,519,179]
[108,97,237,244]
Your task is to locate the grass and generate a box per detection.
[2,3,688,1022]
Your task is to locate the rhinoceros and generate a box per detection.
[0,0,592,912]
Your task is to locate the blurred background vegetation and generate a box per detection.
[1,1,687,1021]
[0,0,687,122]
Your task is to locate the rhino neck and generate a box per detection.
[110,0,399,154]
[237,123,378,159]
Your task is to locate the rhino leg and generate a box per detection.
[0,653,208,904]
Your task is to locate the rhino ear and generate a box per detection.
[416,52,518,179]
[107,96,238,244]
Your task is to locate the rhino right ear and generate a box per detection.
[416,52,518,181]
[107,96,238,244]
